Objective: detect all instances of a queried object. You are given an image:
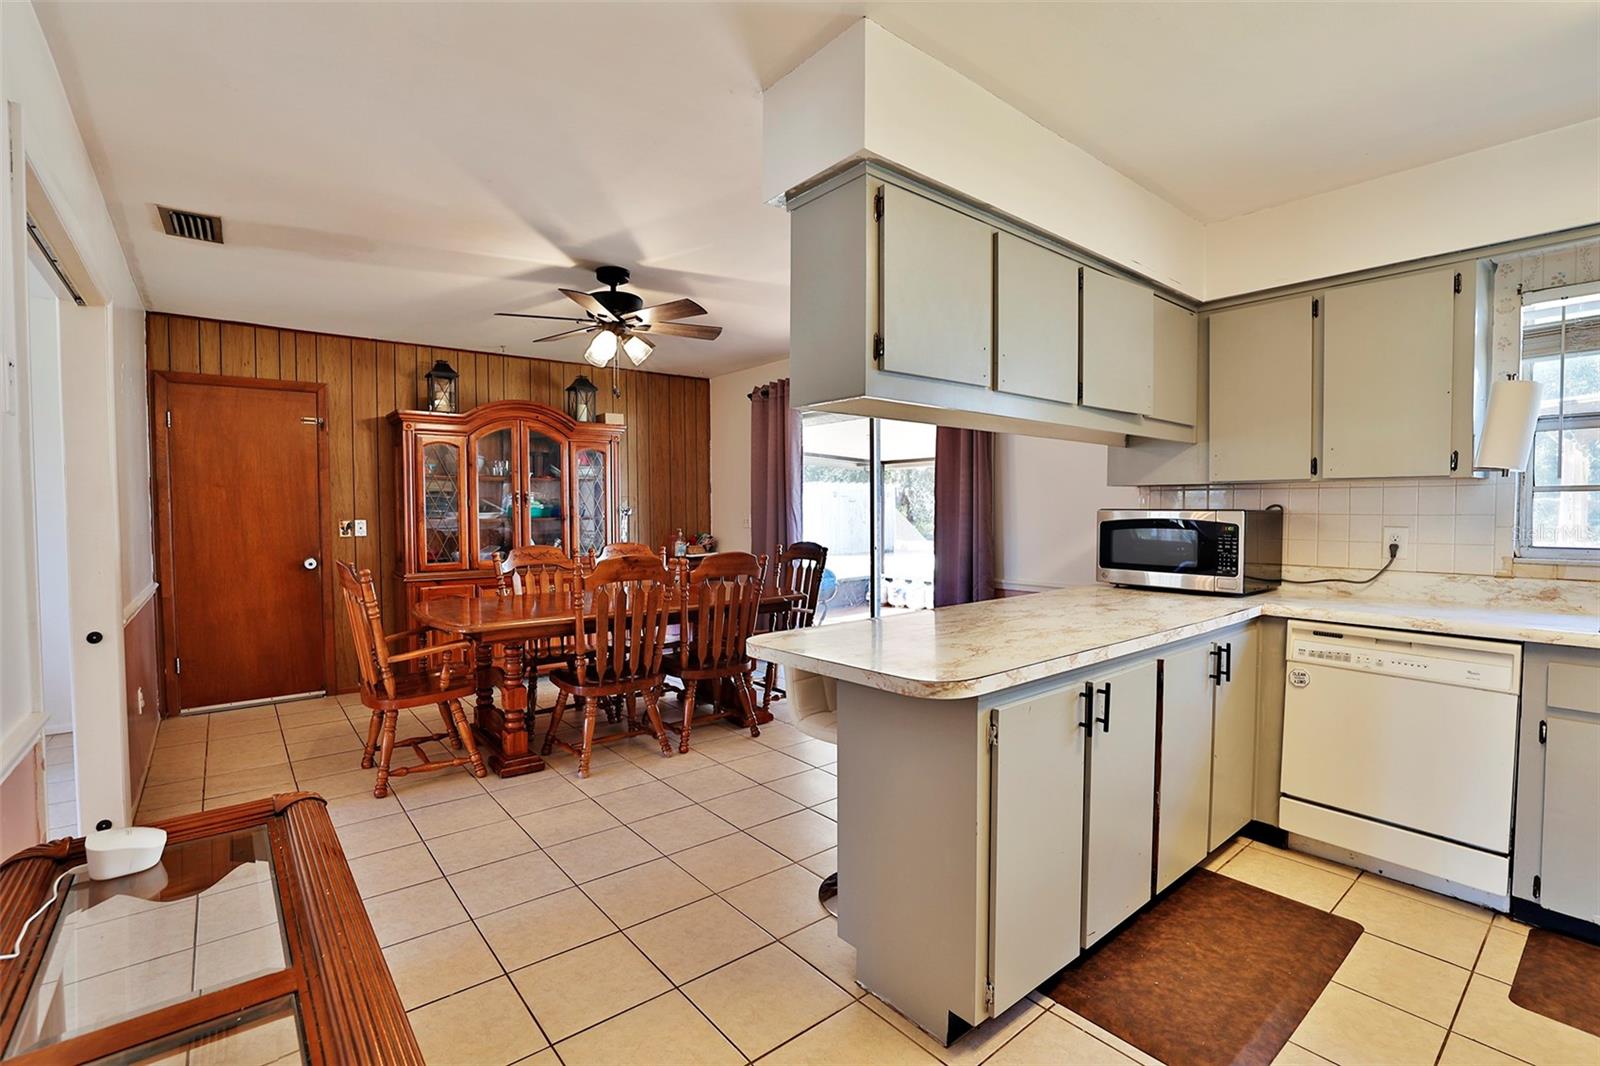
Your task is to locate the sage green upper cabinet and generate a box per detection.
[1209,295,1317,482]
[1322,268,1459,479]
[1150,297,1199,426]
[996,232,1079,404]
[1081,267,1155,416]
[879,184,993,388]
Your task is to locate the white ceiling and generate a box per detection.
[35,2,1600,377]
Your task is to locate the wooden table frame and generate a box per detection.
[414,589,800,777]
[0,794,420,1065]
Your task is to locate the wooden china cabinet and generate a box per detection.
[393,401,623,618]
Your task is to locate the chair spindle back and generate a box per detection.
[574,556,678,686]
[337,561,396,698]
[773,542,829,629]
[498,546,578,597]
[682,552,767,672]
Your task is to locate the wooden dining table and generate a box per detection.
[413,587,801,777]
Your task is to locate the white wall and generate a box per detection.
[710,357,791,553]
[995,435,1139,590]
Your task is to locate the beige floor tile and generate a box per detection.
[298,766,384,801]
[407,975,548,1066]
[280,717,359,743]
[406,793,509,839]
[348,842,442,899]
[426,819,537,875]
[334,811,419,859]
[865,993,1044,1066]
[749,809,837,861]
[515,1049,561,1066]
[683,942,852,1059]
[1452,973,1600,1066]
[286,732,365,762]
[448,849,573,917]
[1332,933,1470,1026]
[382,921,503,1010]
[638,748,719,780]
[722,863,829,938]
[208,710,281,738]
[391,769,487,809]
[594,779,693,821]
[672,832,789,892]
[361,877,469,947]
[139,778,204,810]
[778,738,838,767]
[631,804,739,855]
[569,760,656,797]
[783,917,861,998]
[544,825,660,884]
[323,790,401,826]
[135,800,203,823]
[477,887,619,971]
[582,857,710,928]
[1437,1032,1533,1066]
[155,716,209,746]
[1217,846,1353,911]
[751,721,812,749]
[1333,881,1489,967]
[144,744,208,786]
[516,799,621,848]
[1202,836,1249,872]
[766,768,838,807]
[510,932,672,1042]
[193,923,287,990]
[667,763,760,802]
[626,895,773,984]
[281,749,359,781]
[1270,1042,1337,1066]
[722,749,811,784]
[1491,913,1532,938]
[554,990,743,1066]
[1047,1006,1160,1066]
[194,880,279,944]
[1249,841,1360,878]
[811,798,838,821]
[490,772,586,816]
[1357,871,1494,923]
[694,732,770,764]
[985,1012,1138,1065]
[702,785,803,829]
[765,1001,939,1064]
[1474,925,1527,983]
[799,848,838,878]
[204,765,297,801]
[1290,982,1446,1066]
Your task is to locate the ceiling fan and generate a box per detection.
[496,265,722,368]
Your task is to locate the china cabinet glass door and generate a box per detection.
[524,428,566,549]
[575,446,609,555]
[472,424,517,566]
[419,437,464,567]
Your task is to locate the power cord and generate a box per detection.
[1265,504,1402,586]
[0,863,87,961]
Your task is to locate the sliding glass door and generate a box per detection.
[800,414,936,623]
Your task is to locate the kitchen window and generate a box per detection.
[1517,281,1600,560]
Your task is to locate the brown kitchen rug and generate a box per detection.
[1041,869,1362,1066]
[1510,928,1600,1038]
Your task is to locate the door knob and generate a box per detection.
[303,557,319,570]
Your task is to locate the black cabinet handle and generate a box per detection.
[1078,682,1094,732]
[1208,645,1223,684]
[1221,642,1233,683]
[1095,682,1112,733]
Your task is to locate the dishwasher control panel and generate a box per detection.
[1288,623,1520,693]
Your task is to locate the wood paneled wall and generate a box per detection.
[146,312,711,692]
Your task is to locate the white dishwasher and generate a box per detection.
[1280,621,1522,896]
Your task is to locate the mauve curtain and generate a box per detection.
[750,379,802,572]
[934,427,995,607]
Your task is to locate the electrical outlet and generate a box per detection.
[353,519,368,537]
[338,520,355,538]
[1383,526,1410,560]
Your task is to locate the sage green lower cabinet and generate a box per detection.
[1157,643,1215,892]
[1083,657,1158,947]
[1210,623,1260,849]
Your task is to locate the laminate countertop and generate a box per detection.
[746,580,1600,700]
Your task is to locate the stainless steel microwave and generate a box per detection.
[1096,509,1282,595]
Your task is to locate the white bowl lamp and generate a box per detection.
[1475,376,1543,473]
[623,334,654,366]
[584,329,619,368]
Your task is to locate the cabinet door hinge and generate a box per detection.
[873,333,885,364]
[174,657,182,676]
[165,410,173,429]
[1310,457,1319,477]
[988,719,1000,750]
[872,187,884,222]
[1311,298,1320,319]
[984,980,996,1014]
[1539,719,1547,744]
[1449,449,1459,472]
[1532,874,1541,900]
[1453,272,1463,295]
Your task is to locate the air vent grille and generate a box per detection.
[158,206,224,243]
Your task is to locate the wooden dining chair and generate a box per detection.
[336,562,488,798]
[540,555,678,777]
[496,547,580,711]
[754,542,829,715]
[663,552,768,753]
[598,541,656,560]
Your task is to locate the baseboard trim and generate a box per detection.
[1239,820,1289,849]
[1510,897,1600,945]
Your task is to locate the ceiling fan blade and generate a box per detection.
[629,298,707,324]
[636,321,723,340]
[495,311,592,323]
[532,325,598,343]
[559,288,618,322]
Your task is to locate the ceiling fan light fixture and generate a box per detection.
[623,334,654,366]
[584,329,619,367]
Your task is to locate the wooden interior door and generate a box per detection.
[156,374,330,711]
